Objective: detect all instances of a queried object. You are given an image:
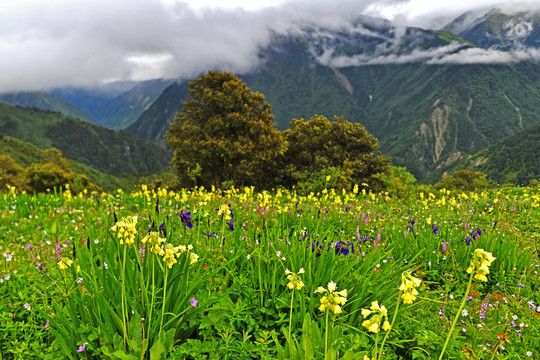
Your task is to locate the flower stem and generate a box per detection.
[438,271,474,360]
[378,292,402,360]
[324,311,329,360]
[159,267,169,333]
[121,244,128,347]
[147,256,155,344]
[288,290,294,342]
[374,332,379,360]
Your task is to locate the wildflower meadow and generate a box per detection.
[1,183,539,359]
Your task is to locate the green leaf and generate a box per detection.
[149,329,175,360]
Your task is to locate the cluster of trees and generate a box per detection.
[0,148,101,193]
[166,71,392,192]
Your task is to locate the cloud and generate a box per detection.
[0,0,539,93]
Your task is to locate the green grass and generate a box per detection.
[1,184,539,359]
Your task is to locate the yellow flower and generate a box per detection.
[57,257,73,270]
[466,249,496,282]
[399,272,422,304]
[317,281,347,314]
[112,216,138,246]
[361,301,391,333]
[142,232,166,255]
[285,268,305,290]
[190,252,199,265]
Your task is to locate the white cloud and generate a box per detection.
[0,0,539,93]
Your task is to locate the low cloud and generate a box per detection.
[0,0,539,93]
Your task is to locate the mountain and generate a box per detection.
[126,12,540,182]
[0,102,171,176]
[444,8,540,50]
[0,91,97,124]
[126,81,189,147]
[425,121,540,185]
[49,79,174,129]
[126,20,462,144]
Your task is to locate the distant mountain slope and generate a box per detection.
[126,81,189,146]
[425,121,540,185]
[444,8,540,50]
[126,23,540,182]
[0,91,97,124]
[0,103,171,176]
[50,79,174,129]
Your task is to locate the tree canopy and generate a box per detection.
[165,71,284,189]
[283,115,391,192]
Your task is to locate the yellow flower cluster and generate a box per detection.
[57,257,73,270]
[399,272,422,304]
[142,231,198,269]
[285,268,305,290]
[111,216,138,246]
[361,301,391,333]
[317,281,347,314]
[217,204,232,220]
[467,248,496,282]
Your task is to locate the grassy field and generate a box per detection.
[1,183,539,359]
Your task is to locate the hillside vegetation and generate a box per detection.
[0,135,173,192]
[426,121,540,185]
[0,103,171,176]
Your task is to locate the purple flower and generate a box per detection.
[518,283,525,288]
[159,222,167,237]
[359,235,372,243]
[41,319,49,330]
[177,211,193,229]
[77,343,87,352]
[190,297,198,307]
[226,219,234,231]
[431,225,439,235]
[335,241,354,256]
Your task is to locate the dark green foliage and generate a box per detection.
[165,71,284,189]
[0,154,26,190]
[434,169,491,191]
[283,115,391,192]
[22,148,102,193]
[0,102,171,176]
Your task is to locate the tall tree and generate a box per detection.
[284,115,391,192]
[165,71,284,189]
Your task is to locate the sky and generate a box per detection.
[0,0,537,93]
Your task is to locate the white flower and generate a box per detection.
[462,309,468,317]
[24,303,31,311]
[247,254,251,260]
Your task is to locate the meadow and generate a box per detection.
[1,183,539,359]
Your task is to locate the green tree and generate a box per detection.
[24,148,101,193]
[283,115,391,192]
[0,154,27,191]
[165,71,284,189]
[435,169,491,191]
